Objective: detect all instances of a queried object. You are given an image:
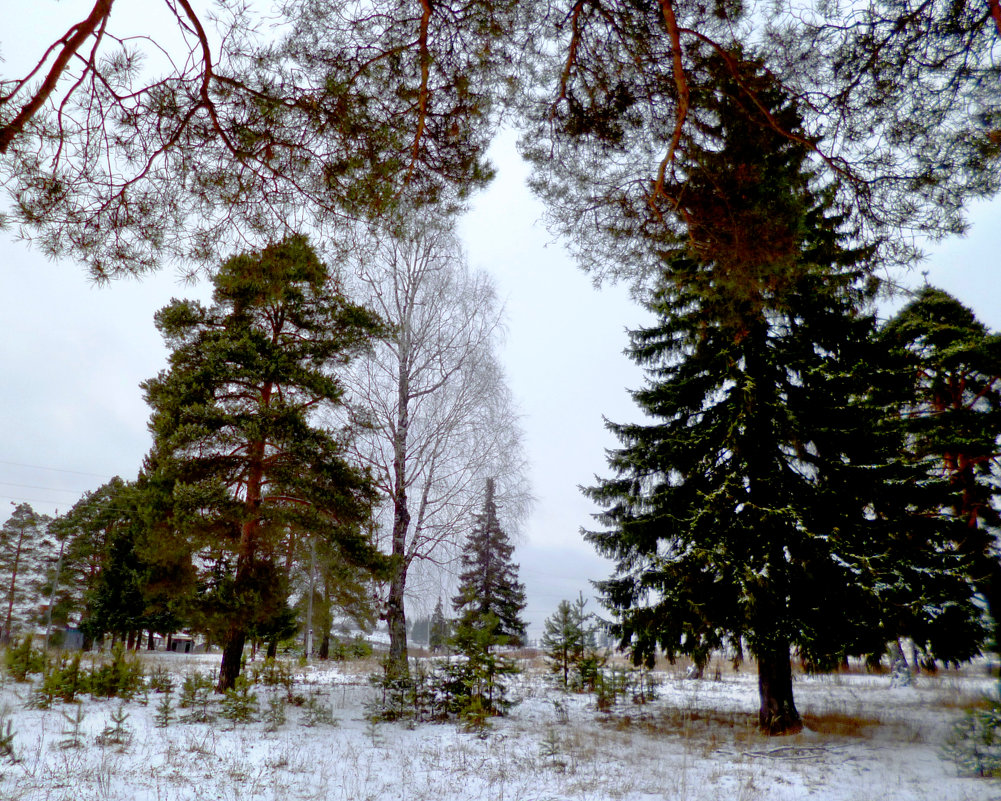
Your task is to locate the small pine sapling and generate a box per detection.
[5,636,43,681]
[59,705,86,749]
[220,676,259,724]
[263,692,287,731]
[154,690,174,728]
[96,704,132,747]
[0,708,15,760]
[944,699,1001,777]
[179,671,214,722]
[300,689,336,727]
[148,665,174,694]
[541,594,601,691]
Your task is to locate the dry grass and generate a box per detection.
[800,711,884,738]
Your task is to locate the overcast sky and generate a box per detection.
[2,5,1000,637]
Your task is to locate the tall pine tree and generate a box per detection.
[452,478,527,648]
[142,236,387,690]
[0,503,52,643]
[880,287,1001,652]
[586,56,982,734]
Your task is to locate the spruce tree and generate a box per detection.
[142,236,386,690]
[429,597,449,653]
[452,478,527,648]
[586,57,982,734]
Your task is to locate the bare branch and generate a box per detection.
[0,0,114,154]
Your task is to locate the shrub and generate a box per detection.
[220,676,259,724]
[148,665,174,694]
[179,671,215,722]
[367,650,518,729]
[88,645,144,699]
[4,636,44,681]
[300,690,336,727]
[250,658,295,700]
[154,690,174,728]
[263,691,287,731]
[330,635,373,661]
[37,653,85,705]
[594,665,658,712]
[944,699,1001,777]
[59,705,86,749]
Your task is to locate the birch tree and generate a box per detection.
[345,220,528,679]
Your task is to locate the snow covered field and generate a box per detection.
[0,652,997,801]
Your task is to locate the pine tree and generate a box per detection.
[586,57,982,735]
[879,287,1001,651]
[541,594,597,689]
[142,236,387,690]
[452,478,527,648]
[429,597,449,653]
[0,504,53,643]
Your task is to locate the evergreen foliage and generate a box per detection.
[585,58,982,735]
[541,595,598,690]
[47,478,185,647]
[452,478,527,648]
[879,287,1001,650]
[0,504,54,641]
[0,1,527,276]
[141,236,387,690]
[945,699,1001,777]
[429,597,449,653]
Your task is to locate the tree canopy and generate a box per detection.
[142,235,386,689]
[0,0,527,276]
[584,62,983,734]
[452,478,527,649]
[879,287,1001,650]
[344,217,528,677]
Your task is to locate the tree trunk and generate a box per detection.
[386,556,409,680]
[266,639,277,659]
[3,522,27,643]
[981,560,1001,665]
[757,641,802,735]
[385,328,412,681]
[148,630,156,650]
[218,629,246,692]
[319,633,330,660]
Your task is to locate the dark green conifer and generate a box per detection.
[452,478,527,648]
[429,597,449,653]
[880,287,1001,651]
[142,236,386,690]
[586,56,982,734]
[541,594,597,689]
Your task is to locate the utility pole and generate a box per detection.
[305,538,315,659]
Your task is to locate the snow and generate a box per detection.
[0,652,998,801]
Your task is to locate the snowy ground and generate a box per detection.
[0,652,998,801]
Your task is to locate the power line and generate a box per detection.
[0,459,114,480]
[0,481,94,494]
